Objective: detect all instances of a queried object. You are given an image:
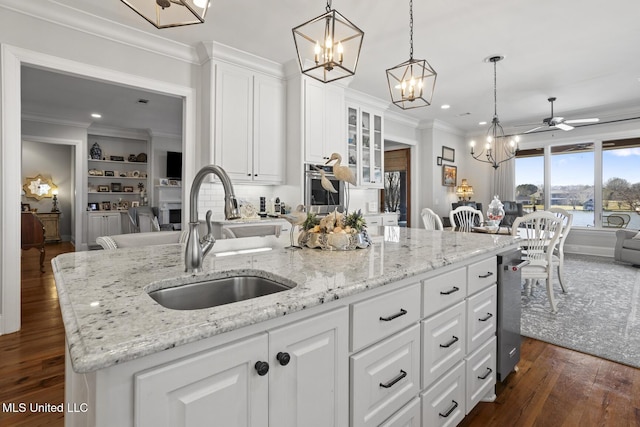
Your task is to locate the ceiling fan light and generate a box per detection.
[120,0,208,28]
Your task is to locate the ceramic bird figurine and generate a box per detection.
[312,165,338,193]
[282,204,306,249]
[325,153,356,186]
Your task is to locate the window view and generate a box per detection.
[550,143,594,227]
[602,138,640,230]
[515,148,544,213]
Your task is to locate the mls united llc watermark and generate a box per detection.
[2,402,88,413]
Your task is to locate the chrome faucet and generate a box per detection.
[185,165,241,273]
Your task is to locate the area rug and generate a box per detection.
[520,254,640,368]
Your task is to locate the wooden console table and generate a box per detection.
[21,212,46,273]
[37,212,61,242]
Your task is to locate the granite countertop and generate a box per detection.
[52,228,519,373]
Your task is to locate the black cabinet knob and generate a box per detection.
[254,361,269,376]
[276,352,291,366]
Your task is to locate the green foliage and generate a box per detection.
[344,209,367,232]
[302,212,320,231]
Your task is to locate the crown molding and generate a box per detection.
[197,41,285,78]
[21,113,90,129]
[419,118,465,136]
[88,124,151,140]
[0,0,199,64]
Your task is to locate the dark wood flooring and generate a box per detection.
[2,243,639,426]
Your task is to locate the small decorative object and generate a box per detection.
[442,165,457,187]
[111,183,122,192]
[88,202,98,211]
[88,169,103,176]
[486,195,505,229]
[132,170,140,177]
[101,201,111,211]
[123,186,134,193]
[118,171,127,177]
[131,201,140,207]
[90,142,102,160]
[140,172,148,178]
[159,178,169,186]
[281,204,306,249]
[120,201,129,210]
[110,155,124,162]
[104,170,115,177]
[21,203,31,212]
[136,153,147,162]
[298,209,371,250]
[128,154,137,162]
[111,202,119,210]
[168,179,181,186]
[51,189,60,210]
[97,185,110,192]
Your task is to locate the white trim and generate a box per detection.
[197,41,284,79]
[22,112,91,129]
[565,244,614,258]
[1,44,196,334]
[384,134,417,147]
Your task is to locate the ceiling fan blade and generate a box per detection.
[564,118,599,124]
[523,126,544,134]
[555,123,574,131]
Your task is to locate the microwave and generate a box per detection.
[304,164,345,215]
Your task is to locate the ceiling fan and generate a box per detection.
[523,97,599,133]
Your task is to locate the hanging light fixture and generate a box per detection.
[456,179,474,201]
[292,0,364,83]
[469,55,519,169]
[120,0,209,29]
[386,0,437,110]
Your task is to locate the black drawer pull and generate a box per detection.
[439,336,459,348]
[440,286,460,295]
[379,370,407,389]
[478,271,494,278]
[379,308,407,322]
[439,400,459,418]
[478,312,494,322]
[477,367,493,380]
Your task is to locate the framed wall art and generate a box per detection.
[442,165,457,187]
[441,146,455,162]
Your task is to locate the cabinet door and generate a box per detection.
[346,105,359,180]
[104,213,122,236]
[135,334,269,427]
[268,307,349,427]
[324,85,346,157]
[253,74,284,183]
[215,63,253,181]
[87,213,104,245]
[304,78,327,164]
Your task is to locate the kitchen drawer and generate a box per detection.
[421,301,466,388]
[421,361,465,427]
[422,267,466,318]
[466,284,497,354]
[467,257,497,295]
[350,283,421,352]
[351,324,420,427]
[379,397,420,427]
[465,336,497,414]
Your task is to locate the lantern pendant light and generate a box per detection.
[120,0,209,29]
[386,0,437,109]
[292,0,365,83]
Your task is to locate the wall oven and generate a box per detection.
[304,164,345,215]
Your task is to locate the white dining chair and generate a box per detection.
[547,207,573,292]
[512,211,564,313]
[449,206,484,232]
[421,208,444,230]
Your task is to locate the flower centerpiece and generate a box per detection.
[298,209,371,250]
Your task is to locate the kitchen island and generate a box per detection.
[53,227,519,427]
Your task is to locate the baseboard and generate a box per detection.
[565,244,614,258]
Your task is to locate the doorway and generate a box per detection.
[381,148,411,227]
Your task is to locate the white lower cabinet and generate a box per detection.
[350,324,420,427]
[421,361,466,427]
[465,336,497,413]
[379,397,421,427]
[87,211,121,246]
[466,285,497,354]
[134,307,348,427]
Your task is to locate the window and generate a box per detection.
[602,138,640,229]
[515,148,544,213]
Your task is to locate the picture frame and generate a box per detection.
[89,169,103,176]
[120,201,130,210]
[110,155,124,162]
[104,170,114,177]
[159,178,169,186]
[131,201,140,207]
[442,146,455,162]
[21,203,31,212]
[168,179,181,187]
[111,182,122,192]
[111,202,119,210]
[442,165,457,187]
[436,156,443,166]
[101,201,111,211]
[97,185,110,192]
[88,202,99,211]
[123,186,134,193]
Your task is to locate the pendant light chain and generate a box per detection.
[409,0,414,60]
[326,0,332,12]
[493,60,498,117]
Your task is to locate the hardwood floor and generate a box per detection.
[2,243,639,426]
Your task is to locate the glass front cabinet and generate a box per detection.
[347,105,384,188]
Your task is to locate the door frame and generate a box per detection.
[1,44,196,334]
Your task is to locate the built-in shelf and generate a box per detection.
[88,159,147,165]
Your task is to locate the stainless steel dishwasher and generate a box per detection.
[496,250,527,382]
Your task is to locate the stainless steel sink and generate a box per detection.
[148,275,295,310]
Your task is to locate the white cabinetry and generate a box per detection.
[346,104,384,188]
[134,307,348,427]
[87,212,121,246]
[304,78,345,164]
[215,62,285,184]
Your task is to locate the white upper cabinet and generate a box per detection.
[304,78,346,164]
[214,62,284,184]
[346,104,384,188]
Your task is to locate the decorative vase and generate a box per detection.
[486,195,505,228]
[90,142,102,160]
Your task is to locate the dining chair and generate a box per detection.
[547,207,573,293]
[512,211,564,313]
[421,208,444,230]
[449,206,484,232]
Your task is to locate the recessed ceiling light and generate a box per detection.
[91,113,102,119]
[478,121,487,125]
[441,104,450,109]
